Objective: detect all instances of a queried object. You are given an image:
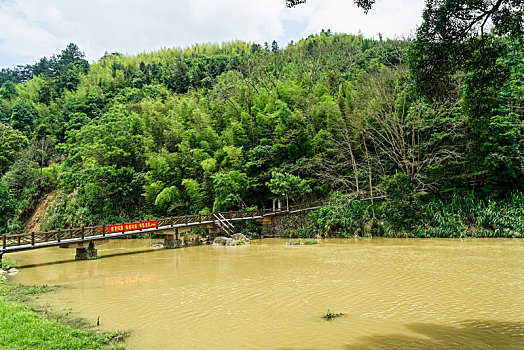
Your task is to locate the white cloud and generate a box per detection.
[281,0,424,40]
[0,0,425,69]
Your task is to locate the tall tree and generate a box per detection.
[0,123,29,175]
[10,98,36,135]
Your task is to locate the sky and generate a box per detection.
[0,0,426,69]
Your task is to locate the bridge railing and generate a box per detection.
[1,225,104,249]
[2,200,327,250]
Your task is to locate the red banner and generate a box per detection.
[98,220,158,234]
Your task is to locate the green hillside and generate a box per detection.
[0,31,522,237]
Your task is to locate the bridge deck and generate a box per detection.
[1,204,323,254]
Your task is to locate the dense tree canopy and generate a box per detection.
[0,19,521,236]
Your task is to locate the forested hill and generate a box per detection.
[0,32,522,235]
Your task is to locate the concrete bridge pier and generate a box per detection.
[161,227,187,249]
[259,217,275,237]
[200,223,226,242]
[60,240,108,260]
[75,242,98,260]
[163,235,182,249]
[201,224,220,235]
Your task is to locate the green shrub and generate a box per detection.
[307,192,374,237]
[384,173,421,231]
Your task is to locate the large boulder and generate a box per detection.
[151,241,164,248]
[213,237,235,246]
[286,241,304,246]
[231,233,250,245]
[213,234,250,246]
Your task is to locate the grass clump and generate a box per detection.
[1,257,17,270]
[0,279,127,349]
[323,310,343,321]
[0,280,52,303]
[303,239,319,245]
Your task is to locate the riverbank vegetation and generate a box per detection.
[303,190,524,238]
[0,1,522,238]
[0,278,126,349]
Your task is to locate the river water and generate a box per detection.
[8,238,524,349]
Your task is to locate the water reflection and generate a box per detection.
[17,248,157,269]
[345,320,524,350]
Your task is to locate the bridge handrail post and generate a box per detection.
[81,226,85,240]
[57,229,61,243]
[31,232,35,246]
[199,214,202,223]
[2,234,6,250]
[102,224,106,237]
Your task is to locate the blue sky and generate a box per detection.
[0,0,425,69]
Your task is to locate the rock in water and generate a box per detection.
[213,237,235,246]
[8,268,18,275]
[213,234,250,246]
[286,241,304,245]
[0,269,5,275]
[151,241,164,248]
[231,233,250,244]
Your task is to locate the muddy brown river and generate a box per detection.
[8,238,524,349]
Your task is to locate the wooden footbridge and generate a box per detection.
[1,201,324,264]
